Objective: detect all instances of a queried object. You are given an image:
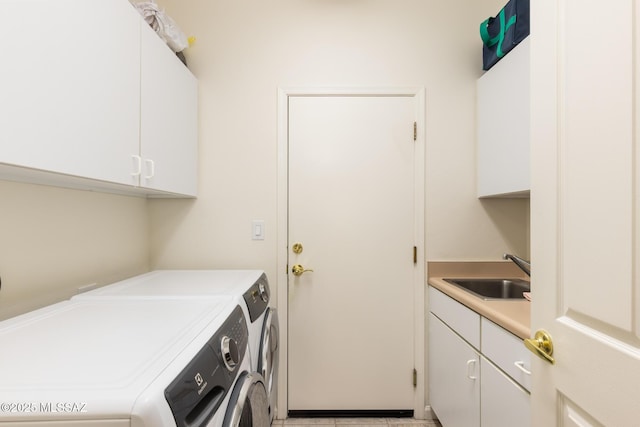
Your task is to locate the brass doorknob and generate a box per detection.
[524,329,555,365]
[291,264,313,277]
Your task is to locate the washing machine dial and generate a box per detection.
[258,283,269,303]
[221,336,239,371]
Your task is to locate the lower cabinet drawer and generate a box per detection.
[429,286,480,349]
[481,317,532,391]
[481,356,530,427]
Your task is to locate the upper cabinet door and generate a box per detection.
[477,38,530,198]
[0,0,141,186]
[140,22,198,197]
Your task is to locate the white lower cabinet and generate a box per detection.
[429,313,480,427]
[428,287,531,427]
[481,356,530,427]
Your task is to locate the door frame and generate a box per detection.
[276,87,426,419]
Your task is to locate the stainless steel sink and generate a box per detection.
[443,278,530,300]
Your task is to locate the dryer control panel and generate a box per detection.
[243,273,270,322]
[165,305,248,427]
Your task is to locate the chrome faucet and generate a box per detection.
[503,253,531,276]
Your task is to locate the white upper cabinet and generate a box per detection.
[140,22,198,197]
[0,0,140,186]
[477,38,530,198]
[0,0,197,197]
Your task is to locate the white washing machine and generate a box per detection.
[0,297,270,426]
[73,269,280,421]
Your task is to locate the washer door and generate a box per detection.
[224,372,270,427]
[258,307,279,420]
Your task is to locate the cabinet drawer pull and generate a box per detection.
[466,359,477,380]
[514,360,531,375]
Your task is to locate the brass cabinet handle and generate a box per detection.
[291,264,314,277]
[524,330,555,365]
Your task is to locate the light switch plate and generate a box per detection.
[252,220,265,240]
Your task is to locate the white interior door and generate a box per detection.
[530,1,640,425]
[287,94,418,413]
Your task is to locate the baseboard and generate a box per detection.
[423,405,437,420]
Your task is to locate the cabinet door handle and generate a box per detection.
[514,360,532,375]
[144,159,155,179]
[466,359,477,380]
[131,155,142,177]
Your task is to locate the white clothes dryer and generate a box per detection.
[73,269,280,421]
[0,298,270,427]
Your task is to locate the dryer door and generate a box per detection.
[258,307,279,420]
[223,372,270,427]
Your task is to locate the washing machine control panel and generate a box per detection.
[243,273,270,322]
[165,305,248,427]
[221,335,239,371]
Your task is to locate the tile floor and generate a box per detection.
[272,418,442,427]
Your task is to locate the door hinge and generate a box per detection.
[413,246,417,264]
[413,368,417,387]
[413,122,417,141]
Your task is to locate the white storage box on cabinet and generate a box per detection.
[477,37,530,198]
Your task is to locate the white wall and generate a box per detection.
[0,181,149,320]
[0,0,528,321]
[149,0,530,280]
[0,0,529,417]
